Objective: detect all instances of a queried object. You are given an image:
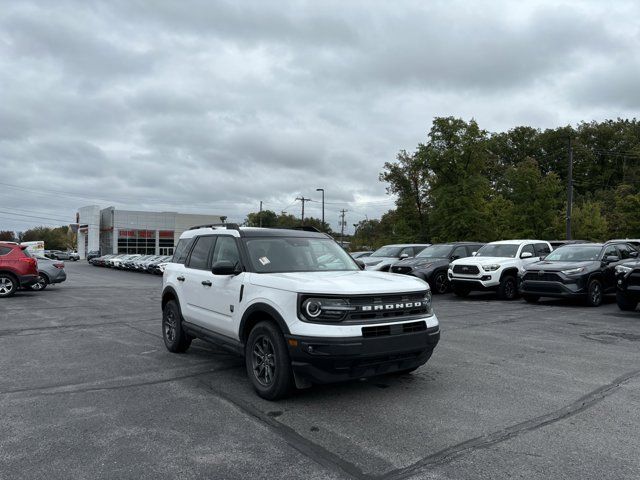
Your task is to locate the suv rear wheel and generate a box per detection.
[29,273,49,291]
[0,274,18,298]
[162,300,192,353]
[246,321,294,400]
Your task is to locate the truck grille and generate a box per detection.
[628,271,640,287]
[453,265,479,275]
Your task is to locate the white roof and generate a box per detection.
[487,239,549,245]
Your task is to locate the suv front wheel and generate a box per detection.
[162,300,192,353]
[245,321,294,400]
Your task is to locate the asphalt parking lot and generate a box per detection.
[1,262,639,480]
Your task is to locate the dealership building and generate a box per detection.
[76,206,225,259]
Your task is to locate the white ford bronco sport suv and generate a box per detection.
[162,224,440,400]
[448,240,552,300]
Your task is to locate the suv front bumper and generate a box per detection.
[285,327,440,384]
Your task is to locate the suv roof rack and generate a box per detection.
[188,223,240,231]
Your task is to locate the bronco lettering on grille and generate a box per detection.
[361,301,423,312]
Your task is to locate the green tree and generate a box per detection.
[22,226,71,250]
[0,231,16,242]
[501,158,563,238]
[571,201,609,241]
[245,210,278,227]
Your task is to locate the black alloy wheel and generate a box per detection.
[162,300,192,353]
[245,321,293,400]
[586,279,603,307]
[499,276,518,300]
[433,272,449,294]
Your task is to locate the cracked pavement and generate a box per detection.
[1,262,639,479]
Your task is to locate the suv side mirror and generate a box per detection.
[604,255,620,264]
[631,251,639,258]
[471,251,477,256]
[450,255,461,260]
[212,261,241,275]
[520,252,533,259]
[355,259,366,270]
[399,253,409,259]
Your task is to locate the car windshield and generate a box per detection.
[476,243,519,258]
[370,246,403,258]
[245,237,359,273]
[544,246,602,262]
[416,245,452,258]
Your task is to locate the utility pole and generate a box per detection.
[339,209,347,246]
[566,137,573,240]
[296,197,311,225]
[316,188,325,231]
[259,201,263,227]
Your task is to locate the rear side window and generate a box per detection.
[535,243,551,256]
[186,236,216,270]
[172,238,194,264]
[0,246,12,256]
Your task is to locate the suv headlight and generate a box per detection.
[299,297,356,322]
[561,267,585,275]
[615,264,633,276]
[482,264,500,272]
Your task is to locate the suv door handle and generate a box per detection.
[177,276,185,282]
[201,280,212,287]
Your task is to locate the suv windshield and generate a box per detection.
[476,244,519,258]
[245,237,358,273]
[545,246,602,262]
[416,245,452,258]
[370,246,403,258]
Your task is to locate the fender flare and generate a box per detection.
[161,286,180,309]
[239,303,291,342]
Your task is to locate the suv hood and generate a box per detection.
[524,260,597,271]
[248,270,429,295]
[451,256,518,266]
[362,256,395,266]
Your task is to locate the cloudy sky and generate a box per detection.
[1,0,639,234]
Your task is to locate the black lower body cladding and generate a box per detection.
[285,327,440,384]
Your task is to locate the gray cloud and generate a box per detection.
[0,0,638,233]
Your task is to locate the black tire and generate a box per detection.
[522,294,539,303]
[432,271,449,294]
[29,273,49,291]
[0,273,18,298]
[498,275,518,300]
[452,284,470,297]
[162,300,192,353]
[616,292,638,311]
[586,278,603,307]
[245,321,294,400]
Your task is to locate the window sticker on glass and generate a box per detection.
[259,256,271,266]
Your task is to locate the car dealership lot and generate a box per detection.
[1,262,639,480]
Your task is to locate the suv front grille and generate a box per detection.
[346,292,430,322]
[362,321,427,337]
[524,271,562,282]
[628,270,640,287]
[391,266,413,274]
[453,265,480,275]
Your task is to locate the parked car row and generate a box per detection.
[89,254,172,275]
[354,238,640,312]
[0,242,67,297]
[44,250,79,261]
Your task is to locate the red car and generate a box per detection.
[0,242,39,298]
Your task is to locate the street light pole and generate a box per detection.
[316,188,325,231]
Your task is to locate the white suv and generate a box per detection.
[162,225,440,400]
[448,240,552,300]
